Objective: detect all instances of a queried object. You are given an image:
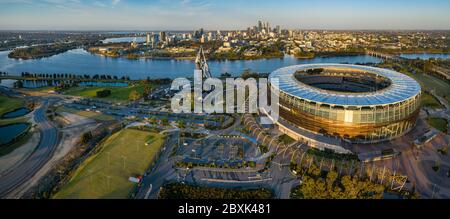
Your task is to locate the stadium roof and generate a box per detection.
[269,64,421,106]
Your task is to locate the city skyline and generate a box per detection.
[0,0,449,204]
[0,0,450,30]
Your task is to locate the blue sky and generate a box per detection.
[0,0,449,30]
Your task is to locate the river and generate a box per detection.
[0,49,385,79]
[400,53,450,60]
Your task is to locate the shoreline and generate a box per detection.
[4,47,450,61]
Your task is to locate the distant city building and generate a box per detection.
[275,25,281,34]
[151,34,159,47]
[159,31,166,43]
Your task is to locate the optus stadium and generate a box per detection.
[268,64,422,144]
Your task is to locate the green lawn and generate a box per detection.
[53,128,164,199]
[63,85,144,102]
[413,73,450,103]
[426,118,448,133]
[0,116,28,126]
[0,95,24,116]
[56,106,115,121]
[421,93,443,108]
[400,70,450,103]
[0,95,30,157]
[20,86,55,93]
[378,62,450,104]
[279,134,295,145]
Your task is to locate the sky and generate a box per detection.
[0,0,449,30]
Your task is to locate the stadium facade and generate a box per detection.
[268,64,421,144]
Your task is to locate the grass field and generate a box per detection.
[0,95,29,157]
[426,118,448,133]
[0,116,27,126]
[21,86,55,93]
[378,62,450,104]
[54,128,164,199]
[397,66,450,103]
[0,95,24,116]
[56,106,115,121]
[408,72,450,103]
[63,85,144,102]
[421,93,443,108]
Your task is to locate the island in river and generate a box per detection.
[8,42,82,60]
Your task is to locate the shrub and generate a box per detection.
[96,89,111,98]
[432,164,440,172]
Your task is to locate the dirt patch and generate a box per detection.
[6,112,101,198]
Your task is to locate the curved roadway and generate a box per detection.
[0,101,58,198]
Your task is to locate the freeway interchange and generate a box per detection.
[1,84,449,199]
[0,88,59,198]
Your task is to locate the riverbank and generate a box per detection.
[88,49,284,61]
[0,48,382,79]
[8,43,79,60]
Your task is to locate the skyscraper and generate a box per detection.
[275,25,281,34]
[146,33,150,46]
[159,31,166,43]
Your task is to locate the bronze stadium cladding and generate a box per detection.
[279,98,420,143]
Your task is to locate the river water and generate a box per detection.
[400,53,450,60]
[0,49,384,79]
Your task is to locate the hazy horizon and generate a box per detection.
[0,0,450,31]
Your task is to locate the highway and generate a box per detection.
[0,100,58,198]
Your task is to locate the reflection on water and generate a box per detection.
[400,53,450,60]
[1,107,30,119]
[0,123,29,145]
[102,37,146,43]
[0,49,382,79]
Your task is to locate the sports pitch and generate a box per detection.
[54,128,164,199]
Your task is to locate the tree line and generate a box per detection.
[158,183,274,199]
[19,72,131,80]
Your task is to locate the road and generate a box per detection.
[135,130,180,199]
[0,100,58,198]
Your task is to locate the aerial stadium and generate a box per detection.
[268,64,422,144]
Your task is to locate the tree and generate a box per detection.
[291,164,385,199]
[81,132,93,144]
[96,89,111,98]
[177,120,186,129]
[161,118,169,126]
[14,80,23,88]
[149,116,157,125]
[129,90,141,101]
[140,79,152,100]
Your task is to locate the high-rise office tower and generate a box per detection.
[159,31,166,42]
[276,25,281,34]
